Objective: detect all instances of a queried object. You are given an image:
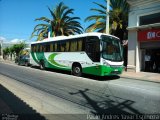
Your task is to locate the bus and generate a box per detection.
[30,32,124,76]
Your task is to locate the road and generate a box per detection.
[0,62,160,120]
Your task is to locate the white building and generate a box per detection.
[127,0,160,73]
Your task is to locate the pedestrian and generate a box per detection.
[145,51,151,72]
[155,52,160,73]
[150,52,156,72]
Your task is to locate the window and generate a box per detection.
[65,41,70,52]
[36,45,39,52]
[54,43,58,52]
[50,43,53,52]
[34,45,36,52]
[139,12,160,26]
[31,37,86,52]
[43,44,46,52]
[31,45,34,52]
[45,43,50,52]
[76,38,86,51]
[40,44,43,52]
[60,42,66,52]
[70,40,77,52]
[102,35,122,62]
[86,36,100,62]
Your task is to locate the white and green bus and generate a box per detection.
[30,32,124,76]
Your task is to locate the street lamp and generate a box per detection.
[106,0,110,34]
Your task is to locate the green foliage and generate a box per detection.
[3,42,26,58]
[31,2,83,41]
[3,47,10,56]
[85,0,129,40]
[12,42,26,56]
[9,46,15,54]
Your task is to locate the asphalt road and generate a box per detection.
[0,62,160,119]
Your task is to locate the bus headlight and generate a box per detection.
[103,60,110,66]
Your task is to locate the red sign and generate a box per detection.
[138,29,160,42]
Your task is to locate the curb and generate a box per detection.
[120,75,160,84]
[1,59,160,84]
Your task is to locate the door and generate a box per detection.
[86,36,100,62]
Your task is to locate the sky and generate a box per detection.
[0,0,105,43]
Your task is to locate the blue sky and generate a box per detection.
[0,0,105,43]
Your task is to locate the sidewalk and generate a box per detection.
[0,58,15,64]
[121,71,160,83]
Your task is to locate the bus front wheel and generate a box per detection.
[72,64,82,77]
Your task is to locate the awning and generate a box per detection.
[127,23,160,31]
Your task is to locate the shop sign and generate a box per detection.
[138,29,160,41]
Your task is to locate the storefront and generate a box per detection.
[127,0,160,73]
[138,28,160,73]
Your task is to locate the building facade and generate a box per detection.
[127,0,160,73]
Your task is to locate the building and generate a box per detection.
[127,0,160,73]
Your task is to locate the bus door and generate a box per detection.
[86,36,100,62]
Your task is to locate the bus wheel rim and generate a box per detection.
[74,67,80,73]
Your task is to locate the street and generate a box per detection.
[0,62,160,120]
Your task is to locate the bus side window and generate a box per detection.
[57,42,61,52]
[40,45,42,52]
[60,42,65,52]
[43,44,46,52]
[36,45,39,52]
[50,43,53,52]
[55,43,57,52]
[31,45,34,52]
[34,45,36,52]
[70,40,77,52]
[65,41,70,52]
[46,43,50,52]
[77,39,83,51]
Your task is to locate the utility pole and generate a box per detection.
[106,0,110,34]
[48,21,52,38]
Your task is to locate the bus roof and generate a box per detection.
[31,32,119,44]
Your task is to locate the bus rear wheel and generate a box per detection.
[72,64,82,77]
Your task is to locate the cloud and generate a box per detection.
[0,36,29,43]
[10,38,25,43]
[0,36,7,42]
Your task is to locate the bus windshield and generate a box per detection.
[101,35,123,62]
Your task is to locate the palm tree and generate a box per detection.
[31,2,83,41]
[85,0,129,40]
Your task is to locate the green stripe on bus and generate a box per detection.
[48,53,67,68]
[31,52,39,64]
[83,65,123,76]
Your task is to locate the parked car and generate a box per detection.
[16,55,30,66]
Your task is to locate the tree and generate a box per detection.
[9,46,15,60]
[31,2,83,41]
[12,42,26,57]
[85,0,129,41]
[3,47,10,59]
